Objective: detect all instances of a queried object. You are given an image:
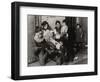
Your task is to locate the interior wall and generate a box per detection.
[27,15,36,64]
[79,17,88,43]
[42,16,65,29]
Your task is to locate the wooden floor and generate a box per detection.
[28,48,87,67]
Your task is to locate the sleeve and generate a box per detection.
[34,33,38,42]
[34,32,44,43]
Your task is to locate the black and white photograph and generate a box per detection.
[11,2,97,80]
[27,15,88,66]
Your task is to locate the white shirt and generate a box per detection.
[34,32,44,43]
[53,29,61,39]
[61,25,68,36]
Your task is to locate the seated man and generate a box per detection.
[75,24,84,53]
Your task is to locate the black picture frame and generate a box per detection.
[11,1,98,80]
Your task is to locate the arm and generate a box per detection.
[34,32,44,43]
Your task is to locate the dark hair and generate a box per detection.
[41,21,51,30]
[55,20,61,25]
[35,26,41,33]
[62,19,66,24]
[55,20,61,33]
[76,24,81,28]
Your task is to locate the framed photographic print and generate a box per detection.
[11,1,98,80]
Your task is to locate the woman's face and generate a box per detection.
[44,24,48,29]
[56,23,60,29]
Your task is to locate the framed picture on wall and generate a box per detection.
[11,2,98,80]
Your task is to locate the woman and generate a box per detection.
[52,20,64,65]
[53,20,62,42]
[35,21,56,65]
[41,21,63,65]
[34,21,50,65]
[33,21,52,65]
[41,21,53,42]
